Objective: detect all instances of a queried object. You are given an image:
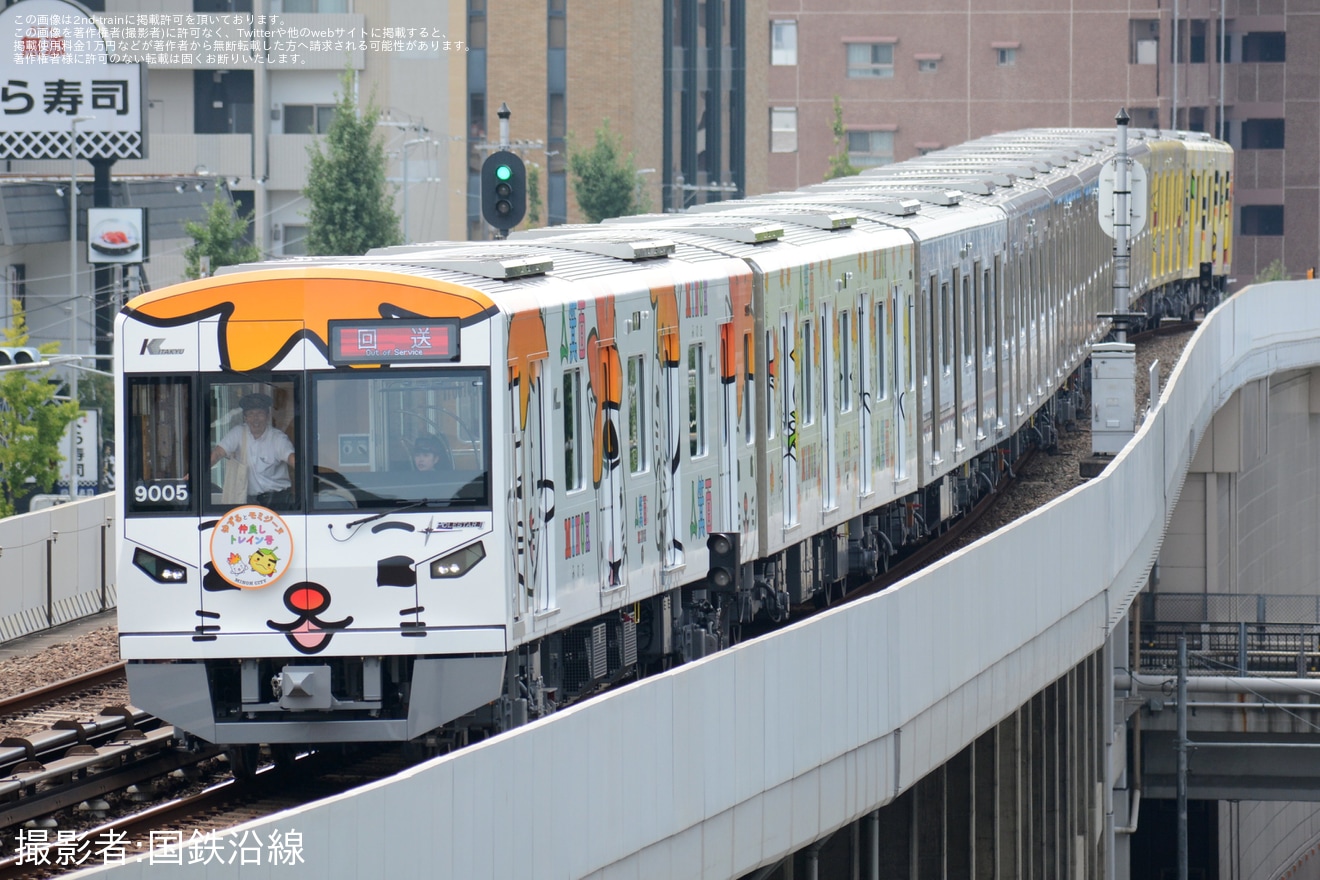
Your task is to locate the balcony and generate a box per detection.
[268,134,321,191]
[117,134,252,180]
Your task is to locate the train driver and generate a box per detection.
[210,392,297,508]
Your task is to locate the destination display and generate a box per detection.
[328,320,460,364]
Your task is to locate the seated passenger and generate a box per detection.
[412,434,451,474]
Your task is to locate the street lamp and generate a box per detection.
[67,113,92,497]
[401,137,431,243]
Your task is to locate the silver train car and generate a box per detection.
[115,128,1232,749]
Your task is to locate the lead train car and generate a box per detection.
[116,127,1231,747]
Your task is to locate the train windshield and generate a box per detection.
[310,369,491,511]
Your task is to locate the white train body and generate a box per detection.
[115,128,1232,745]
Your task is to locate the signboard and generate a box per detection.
[87,207,146,263]
[58,407,99,496]
[328,320,461,365]
[0,0,146,160]
[1098,158,1149,239]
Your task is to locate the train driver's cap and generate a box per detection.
[239,392,273,412]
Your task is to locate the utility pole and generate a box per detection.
[1177,635,1189,880]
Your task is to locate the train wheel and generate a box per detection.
[225,745,261,779]
[270,744,302,771]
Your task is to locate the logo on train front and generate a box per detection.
[209,505,294,589]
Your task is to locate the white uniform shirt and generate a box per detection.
[217,424,294,494]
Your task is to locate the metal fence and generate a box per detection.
[1141,620,1320,677]
[1142,591,1320,626]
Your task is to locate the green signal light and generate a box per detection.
[496,164,513,181]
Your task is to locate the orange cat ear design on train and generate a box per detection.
[130,269,497,372]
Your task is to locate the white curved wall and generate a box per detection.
[72,281,1320,879]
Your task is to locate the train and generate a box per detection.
[114,126,1232,755]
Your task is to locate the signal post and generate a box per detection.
[481,103,527,238]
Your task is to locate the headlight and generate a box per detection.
[132,547,189,584]
[429,542,486,579]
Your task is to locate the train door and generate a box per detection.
[821,301,837,510]
[894,284,909,483]
[718,322,738,533]
[509,356,554,616]
[972,260,987,442]
[993,256,1006,432]
[596,341,626,591]
[661,325,684,569]
[197,325,307,632]
[780,310,799,528]
[953,267,968,453]
[857,292,873,497]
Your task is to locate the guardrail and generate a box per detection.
[1142,620,1320,677]
[0,494,116,643]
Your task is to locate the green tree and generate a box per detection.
[824,96,860,181]
[526,162,542,228]
[569,120,647,223]
[183,195,260,279]
[0,303,80,517]
[303,70,401,255]
[1254,258,1289,283]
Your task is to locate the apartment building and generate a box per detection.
[472,0,767,233]
[765,0,1318,286]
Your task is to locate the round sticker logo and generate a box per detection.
[209,505,295,590]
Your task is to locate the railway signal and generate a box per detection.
[707,532,740,591]
[0,346,41,366]
[481,150,526,234]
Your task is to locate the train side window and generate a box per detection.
[923,276,935,388]
[766,328,777,440]
[940,280,952,375]
[125,376,193,515]
[688,343,707,458]
[839,309,852,413]
[801,320,814,426]
[743,332,755,447]
[564,368,583,491]
[961,273,973,365]
[627,355,647,474]
[982,265,993,358]
[876,298,886,400]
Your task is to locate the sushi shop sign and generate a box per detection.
[0,0,146,161]
[87,207,146,264]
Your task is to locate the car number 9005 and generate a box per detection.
[134,482,189,503]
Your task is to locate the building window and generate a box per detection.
[1129,107,1160,128]
[917,58,939,72]
[1241,32,1285,63]
[1189,20,1207,63]
[1240,206,1283,237]
[282,225,308,256]
[282,0,347,11]
[770,107,797,153]
[847,130,894,167]
[996,47,1017,67]
[193,70,253,135]
[4,264,25,313]
[847,43,894,78]
[1241,119,1285,150]
[771,20,796,66]
[1130,20,1159,64]
[283,105,335,134]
